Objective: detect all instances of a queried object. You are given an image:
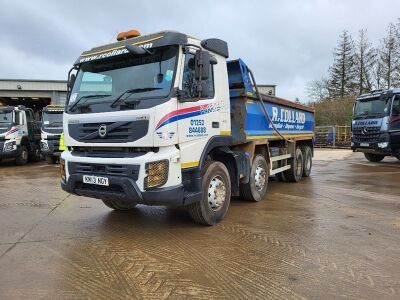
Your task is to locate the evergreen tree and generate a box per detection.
[355,29,376,94]
[329,30,358,98]
[379,23,399,89]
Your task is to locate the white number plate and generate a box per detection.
[360,143,369,147]
[83,175,109,186]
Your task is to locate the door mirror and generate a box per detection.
[194,50,211,81]
[68,73,76,90]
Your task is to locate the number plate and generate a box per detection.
[360,143,369,147]
[83,175,109,186]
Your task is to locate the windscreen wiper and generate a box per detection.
[110,88,162,107]
[69,94,111,112]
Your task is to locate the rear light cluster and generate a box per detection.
[144,160,168,189]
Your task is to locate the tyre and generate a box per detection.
[188,161,231,225]
[301,146,312,177]
[240,154,269,202]
[29,147,42,162]
[102,199,137,210]
[15,146,29,165]
[284,147,304,182]
[276,159,288,182]
[364,153,385,162]
[45,156,58,164]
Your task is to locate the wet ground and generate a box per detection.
[0,150,399,299]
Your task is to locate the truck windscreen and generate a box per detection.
[67,46,177,114]
[43,112,63,128]
[0,111,13,127]
[354,98,389,119]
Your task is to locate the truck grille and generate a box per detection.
[352,126,381,143]
[68,162,140,180]
[68,120,148,143]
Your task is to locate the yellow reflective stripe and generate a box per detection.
[220,130,231,136]
[246,133,314,140]
[59,133,66,151]
[80,35,164,57]
[181,161,199,169]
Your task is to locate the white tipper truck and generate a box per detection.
[61,29,315,225]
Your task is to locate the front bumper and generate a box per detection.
[0,140,19,159]
[60,147,190,207]
[41,139,61,156]
[61,174,185,206]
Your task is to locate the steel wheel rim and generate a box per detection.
[306,154,311,170]
[207,175,226,211]
[22,149,28,160]
[254,164,267,192]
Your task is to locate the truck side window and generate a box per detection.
[182,53,214,100]
[393,98,400,116]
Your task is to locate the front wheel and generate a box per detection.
[188,161,231,225]
[364,153,385,162]
[15,146,29,165]
[240,154,269,202]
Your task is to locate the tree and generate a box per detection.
[329,30,358,98]
[379,23,400,89]
[355,29,376,94]
[306,77,330,101]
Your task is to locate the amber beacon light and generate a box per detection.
[117,29,141,41]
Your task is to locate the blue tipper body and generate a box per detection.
[227,59,315,144]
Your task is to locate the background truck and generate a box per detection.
[0,105,41,165]
[61,29,315,225]
[41,105,64,164]
[351,89,400,162]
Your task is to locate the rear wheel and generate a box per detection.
[102,199,137,210]
[240,155,269,202]
[284,147,304,182]
[364,153,385,162]
[301,146,312,177]
[15,146,28,165]
[188,161,231,225]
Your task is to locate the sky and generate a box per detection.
[0,0,399,102]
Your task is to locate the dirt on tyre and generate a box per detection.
[188,161,231,226]
[102,199,137,210]
[364,153,385,162]
[284,147,304,182]
[301,146,312,177]
[15,145,29,165]
[240,154,269,202]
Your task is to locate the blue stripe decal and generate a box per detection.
[156,110,203,130]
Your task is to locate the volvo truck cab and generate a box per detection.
[41,105,64,164]
[351,89,400,162]
[0,106,41,165]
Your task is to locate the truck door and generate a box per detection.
[177,51,221,145]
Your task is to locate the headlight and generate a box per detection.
[144,160,168,189]
[41,141,49,150]
[378,142,389,149]
[3,141,16,152]
[60,159,66,181]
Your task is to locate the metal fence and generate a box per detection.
[315,126,351,148]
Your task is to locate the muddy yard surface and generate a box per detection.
[0,150,399,299]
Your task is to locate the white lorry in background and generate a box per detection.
[0,105,41,165]
[61,29,315,225]
[41,105,64,164]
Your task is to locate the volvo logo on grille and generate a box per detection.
[362,126,368,135]
[98,124,107,138]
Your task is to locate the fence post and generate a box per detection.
[332,126,336,148]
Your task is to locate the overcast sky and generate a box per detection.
[0,0,399,101]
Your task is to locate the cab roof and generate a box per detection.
[357,88,400,100]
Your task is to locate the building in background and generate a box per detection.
[0,79,67,112]
[258,84,276,96]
